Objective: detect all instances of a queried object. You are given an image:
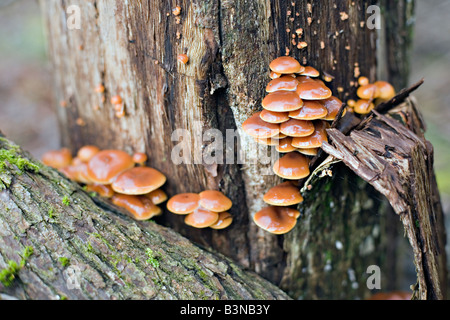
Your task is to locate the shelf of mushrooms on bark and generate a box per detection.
[42,56,395,235]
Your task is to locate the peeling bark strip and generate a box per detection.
[0,134,290,300]
[322,99,447,300]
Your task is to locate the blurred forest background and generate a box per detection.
[1,0,449,293]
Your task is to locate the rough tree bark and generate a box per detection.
[0,134,290,300]
[33,0,446,299]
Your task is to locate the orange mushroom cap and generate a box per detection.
[353,99,375,114]
[184,206,219,228]
[242,111,280,139]
[166,193,200,215]
[144,188,168,205]
[300,66,320,77]
[275,136,297,153]
[291,120,329,149]
[374,81,396,100]
[296,77,332,100]
[296,147,319,156]
[199,190,232,212]
[262,91,303,112]
[209,212,233,230]
[273,152,310,180]
[288,100,328,120]
[269,56,305,74]
[269,71,282,79]
[132,152,148,165]
[358,76,370,86]
[356,84,380,100]
[77,145,100,163]
[86,150,135,184]
[41,148,73,169]
[320,96,343,121]
[280,118,315,137]
[111,166,166,195]
[85,183,114,198]
[253,206,300,235]
[263,181,304,206]
[111,193,161,221]
[265,76,299,92]
[177,54,189,64]
[260,110,290,124]
[110,95,123,105]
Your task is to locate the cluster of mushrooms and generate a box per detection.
[42,146,167,221]
[166,191,233,230]
[347,76,396,114]
[42,146,234,230]
[242,56,343,235]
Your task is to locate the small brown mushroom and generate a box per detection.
[111,166,166,195]
[260,110,290,124]
[199,190,232,213]
[242,111,281,139]
[280,118,315,137]
[296,77,332,100]
[319,96,343,121]
[356,84,380,100]
[300,66,320,77]
[209,212,233,230]
[288,100,328,120]
[143,188,168,205]
[262,91,303,112]
[177,54,189,64]
[265,76,299,92]
[85,183,114,198]
[253,206,300,235]
[111,193,161,221]
[132,152,148,165]
[184,206,219,228]
[86,150,135,184]
[275,136,297,153]
[373,81,396,100]
[41,148,73,169]
[166,193,200,215]
[77,145,100,163]
[269,56,305,74]
[291,120,329,149]
[273,152,310,180]
[353,99,375,114]
[110,95,122,105]
[263,181,303,206]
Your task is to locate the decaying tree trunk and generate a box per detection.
[322,96,447,300]
[34,0,446,299]
[0,134,290,300]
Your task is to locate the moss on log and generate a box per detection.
[0,134,290,300]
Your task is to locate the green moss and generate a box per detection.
[0,144,40,175]
[145,248,159,268]
[59,257,70,267]
[0,246,34,287]
[62,196,70,206]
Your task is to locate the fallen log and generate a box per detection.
[0,134,290,300]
